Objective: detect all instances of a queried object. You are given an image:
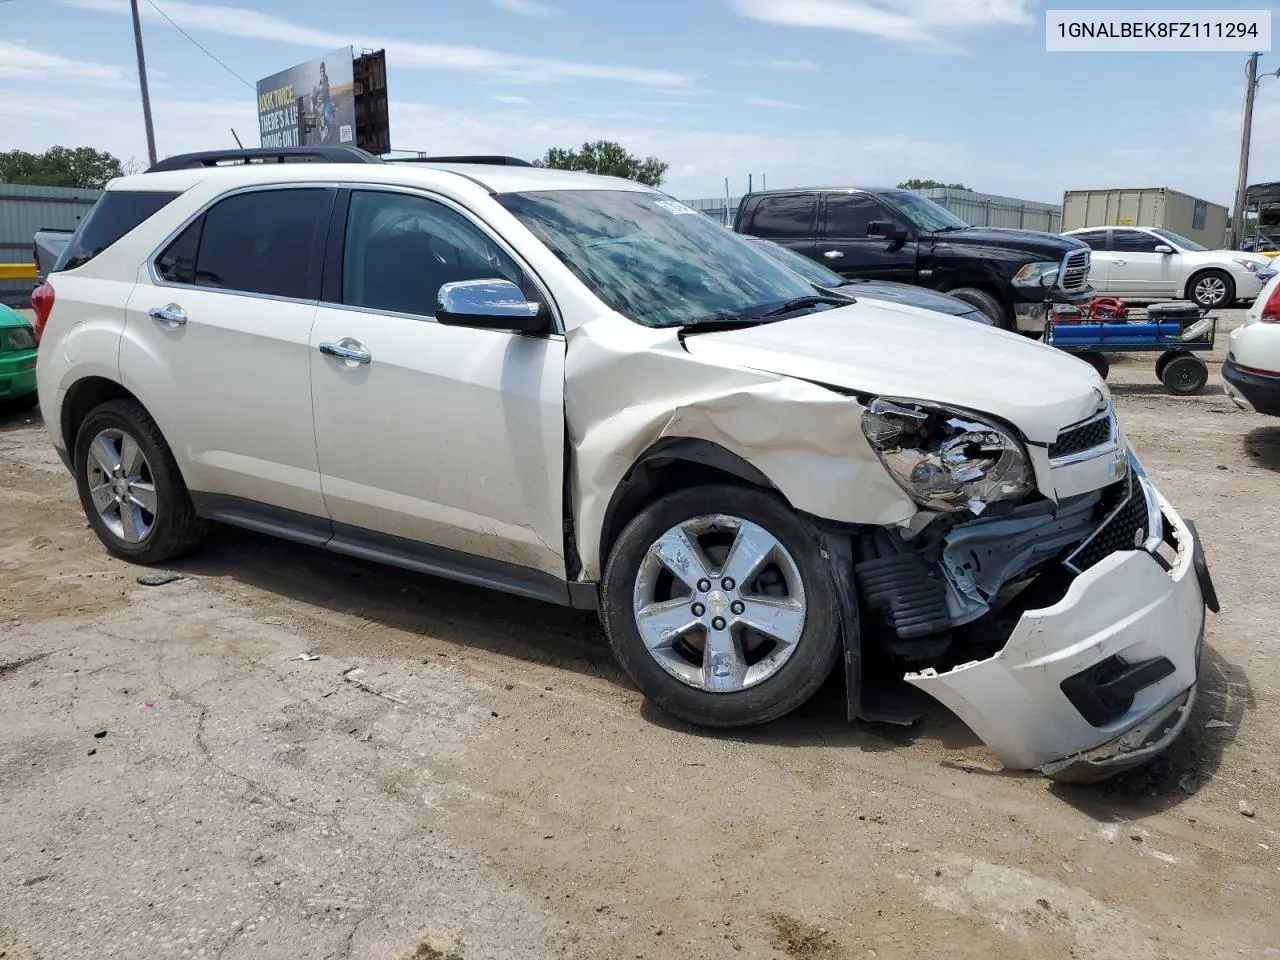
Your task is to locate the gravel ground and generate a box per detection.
[1,309,1277,960]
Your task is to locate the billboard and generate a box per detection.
[257,47,356,148]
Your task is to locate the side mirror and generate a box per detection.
[867,220,901,240]
[436,279,549,333]
[1153,244,1174,255]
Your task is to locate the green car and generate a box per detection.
[0,302,39,411]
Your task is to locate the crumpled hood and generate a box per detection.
[679,301,1106,443]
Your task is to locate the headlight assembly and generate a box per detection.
[6,326,36,351]
[861,398,1035,514]
[1233,258,1262,275]
[1011,261,1061,288]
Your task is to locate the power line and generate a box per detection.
[145,0,255,90]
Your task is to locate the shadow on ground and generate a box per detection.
[1243,425,1280,473]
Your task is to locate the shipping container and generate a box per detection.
[0,182,102,307]
[1061,187,1229,250]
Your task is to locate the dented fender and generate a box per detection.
[565,314,915,579]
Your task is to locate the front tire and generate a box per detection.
[74,399,208,565]
[600,485,841,728]
[1187,270,1234,310]
[947,288,1010,329]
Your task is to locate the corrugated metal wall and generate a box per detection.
[684,189,1062,232]
[913,187,1062,232]
[0,183,102,307]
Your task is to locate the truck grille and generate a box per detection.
[1060,249,1091,293]
[1049,408,1116,462]
[1064,475,1157,575]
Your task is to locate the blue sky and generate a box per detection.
[4,0,1279,207]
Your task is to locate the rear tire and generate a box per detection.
[74,399,208,565]
[1160,354,1208,396]
[601,485,841,728]
[948,288,1010,329]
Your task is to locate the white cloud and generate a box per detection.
[61,0,690,87]
[744,97,803,109]
[492,0,560,16]
[729,0,1033,50]
[491,95,532,105]
[767,58,817,70]
[0,40,133,87]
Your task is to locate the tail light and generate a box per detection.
[1262,283,1280,323]
[31,281,54,345]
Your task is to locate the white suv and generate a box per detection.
[1064,225,1276,309]
[33,150,1216,780]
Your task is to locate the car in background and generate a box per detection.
[1223,271,1280,417]
[34,227,75,278]
[732,187,1093,332]
[1240,237,1280,258]
[1064,226,1276,309]
[744,236,992,324]
[0,303,39,412]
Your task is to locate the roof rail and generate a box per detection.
[388,155,535,167]
[147,146,383,172]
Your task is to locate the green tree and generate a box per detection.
[0,146,124,189]
[535,140,669,187]
[897,178,973,192]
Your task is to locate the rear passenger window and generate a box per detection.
[747,195,816,239]
[54,191,179,272]
[341,190,525,317]
[162,188,331,299]
[1072,230,1108,251]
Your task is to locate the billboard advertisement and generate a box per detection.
[257,47,356,148]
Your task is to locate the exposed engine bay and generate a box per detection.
[853,469,1162,670]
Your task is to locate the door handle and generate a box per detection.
[148,304,187,326]
[319,340,372,364]
[1113,259,1128,266]
[823,250,844,260]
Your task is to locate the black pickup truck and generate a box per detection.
[733,187,1094,332]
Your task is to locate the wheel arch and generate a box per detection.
[62,376,142,459]
[596,438,785,580]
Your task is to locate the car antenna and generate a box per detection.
[230,128,244,149]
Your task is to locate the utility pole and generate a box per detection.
[130,0,158,167]
[1231,52,1259,249]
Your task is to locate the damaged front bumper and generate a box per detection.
[903,475,1215,781]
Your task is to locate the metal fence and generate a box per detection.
[683,188,1062,233]
[0,183,102,307]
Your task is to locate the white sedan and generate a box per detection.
[1224,271,1280,417]
[1063,226,1276,309]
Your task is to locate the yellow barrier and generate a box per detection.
[0,263,38,281]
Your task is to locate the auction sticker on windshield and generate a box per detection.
[654,200,698,216]
[1046,9,1271,51]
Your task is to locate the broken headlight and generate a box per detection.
[861,398,1034,514]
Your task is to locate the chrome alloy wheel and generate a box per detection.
[631,514,807,693]
[1193,275,1228,306]
[85,428,157,544]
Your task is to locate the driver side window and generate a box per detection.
[342,190,527,318]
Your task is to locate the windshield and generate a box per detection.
[882,190,969,233]
[746,237,845,287]
[496,190,817,327]
[1151,228,1210,252]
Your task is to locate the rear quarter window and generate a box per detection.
[53,190,180,272]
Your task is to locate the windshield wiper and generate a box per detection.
[757,294,852,318]
[679,315,784,334]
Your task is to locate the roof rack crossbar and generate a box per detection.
[387,155,535,167]
[147,146,383,172]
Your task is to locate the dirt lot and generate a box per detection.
[2,310,1278,960]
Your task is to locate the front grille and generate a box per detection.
[1064,477,1151,574]
[1060,249,1091,293]
[1049,409,1115,461]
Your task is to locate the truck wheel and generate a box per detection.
[74,399,208,565]
[948,288,1009,329]
[600,485,841,728]
[1160,354,1208,395]
[1187,270,1234,309]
